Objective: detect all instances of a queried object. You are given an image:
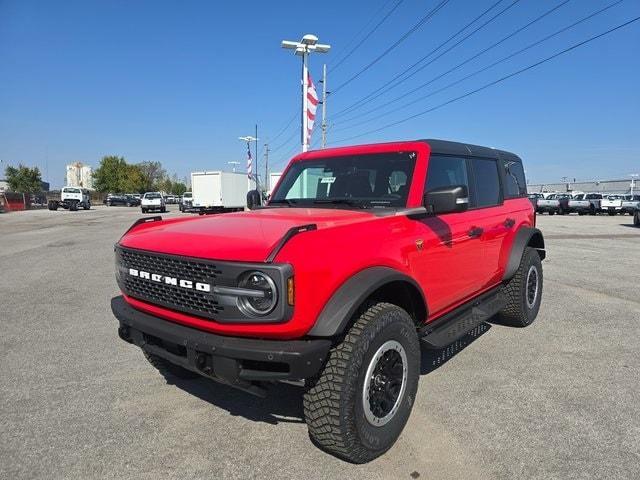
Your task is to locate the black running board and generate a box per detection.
[420,287,505,349]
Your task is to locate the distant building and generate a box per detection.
[66,162,94,189]
[528,179,635,195]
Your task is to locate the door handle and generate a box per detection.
[503,218,515,228]
[468,226,483,238]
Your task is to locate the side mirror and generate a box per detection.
[246,189,262,210]
[424,185,469,215]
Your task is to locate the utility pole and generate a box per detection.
[281,34,331,153]
[264,143,270,191]
[320,63,329,148]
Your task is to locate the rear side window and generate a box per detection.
[471,158,501,207]
[502,159,527,198]
[425,155,469,193]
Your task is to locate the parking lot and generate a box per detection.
[1,207,639,480]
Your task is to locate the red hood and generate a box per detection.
[119,208,376,262]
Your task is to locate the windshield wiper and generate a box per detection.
[313,198,369,209]
[268,199,297,207]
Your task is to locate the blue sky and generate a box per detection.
[1,0,639,188]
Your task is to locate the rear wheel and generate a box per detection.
[578,211,585,216]
[608,210,616,216]
[304,302,420,464]
[143,352,199,380]
[548,211,555,216]
[498,247,543,327]
[634,210,640,226]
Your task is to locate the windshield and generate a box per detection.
[270,152,416,209]
[63,188,81,194]
[144,193,161,199]
[183,192,192,198]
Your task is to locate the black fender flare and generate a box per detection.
[503,227,545,281]
[307,266,427,337]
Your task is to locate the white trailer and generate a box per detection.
[190,171,254,214]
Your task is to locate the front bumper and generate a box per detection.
[112,296,331,394]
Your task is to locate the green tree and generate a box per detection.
[93,156,128,193]
[120,164,146,193]
[172,181,187,195]
[4,164,43,193]
[138,161,166,192]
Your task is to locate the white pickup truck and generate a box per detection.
[48,187,91,211]
[567,193,602,216]
[141,192,166,214]
[621,195,640,216]
[536,193,571,215]
[601,195,626,216]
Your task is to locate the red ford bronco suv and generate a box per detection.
[112,139,545,463]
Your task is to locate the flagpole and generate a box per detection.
[302,52,309,153]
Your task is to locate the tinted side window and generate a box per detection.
[425,155,469,193]
[502,159,527,198]
[471,158,501,207]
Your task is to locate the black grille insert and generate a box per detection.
[118,248,224,319]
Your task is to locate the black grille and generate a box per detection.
[118,248,224,319]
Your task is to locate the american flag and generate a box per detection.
[246,142,252,179]
[306,72,319,145]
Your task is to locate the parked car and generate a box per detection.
[567,193,602,215]
[536,193,571,215]
[528,193,543,209]
[621,195,640,215]
[601,195,626,215]
[179,191,193,212]
[112,139,545,463]
[141,192,166,213]
[105,194,141,207]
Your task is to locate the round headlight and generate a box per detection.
[237,271,277,316]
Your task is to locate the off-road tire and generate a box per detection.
[498,247,543,327]
[303,302,420,464]
[143,351,200,380]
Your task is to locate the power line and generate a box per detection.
[270,129,298,153]
[329,0,405,73]
[336,0,575,128]
[333,0,520,119]
[330,15,640,144]
[334,0,624,132]
[269,110,298,144]
[331,0,452,94]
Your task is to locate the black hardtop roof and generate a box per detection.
[420,138,521,162]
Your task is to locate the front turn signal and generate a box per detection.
[287,277,295,306]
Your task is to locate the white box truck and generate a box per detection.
[190,171,253,214]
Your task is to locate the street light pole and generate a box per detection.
[238,135,259,190]
[281,34,330,153]
[630,173,639,196]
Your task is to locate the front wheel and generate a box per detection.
[548,211,555,216]
[498,247,543,327]
[634,210,640,226]
[304,302,420,463]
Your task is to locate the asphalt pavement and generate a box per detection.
[1,206,639,479]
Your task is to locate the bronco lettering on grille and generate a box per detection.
[128,268,211,292]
